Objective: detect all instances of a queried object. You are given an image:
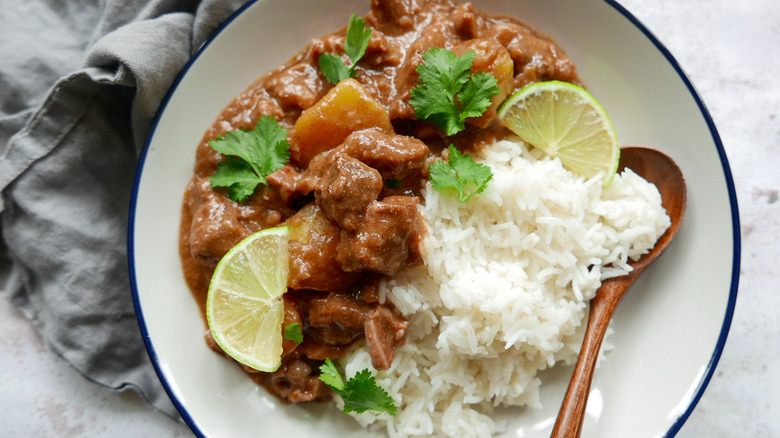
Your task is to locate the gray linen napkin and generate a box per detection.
[0,0,248,418]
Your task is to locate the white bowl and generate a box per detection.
[129,0,740,436]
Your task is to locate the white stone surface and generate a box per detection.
[1,0,778,436]
[619,1,780,437]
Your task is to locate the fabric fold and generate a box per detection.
[0,0,249,419]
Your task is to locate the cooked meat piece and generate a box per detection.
[379,1,456,120]
[296,337,354,360]
[366,0,423,36]
[186,177,252,265]
[364,305,409,370]
[297,129,429,202]
[358,276,383,304]
[450,2,479,39]
[269,359,331,403]
[263,61,324,112]
[338,129,430,180]
[316,154,383,231]
[266,164,304,204]
[185,175,292,271]
[294,159,321,197]
[337,196,424,275]
[284,203,363,292]
[489,21,580,90]
[307,293,370,345]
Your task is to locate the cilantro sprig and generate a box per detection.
[283,323,303,344]
[428,145,493,202]
[409,48,500,136]
[208,115,290,203]
[319,14,372,84]
[318,358,397,416]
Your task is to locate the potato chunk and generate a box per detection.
[452,38,515,128]
[283,202,362,292]
[289,78,393,167]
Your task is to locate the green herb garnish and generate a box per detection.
[319,14,372,84]
[428,145,493,202]
[409,48,500,136]
[318,358,397,416]
[208,115,290,203]
[283,323,303,343]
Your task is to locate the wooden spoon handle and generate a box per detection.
[550,278,627,438]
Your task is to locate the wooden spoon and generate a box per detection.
[550,146,687,438]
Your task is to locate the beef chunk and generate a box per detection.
[358,276,383,304]
[337,196,424,275]
[297,129,429,197]
[268,359,331,403]
[316,154,383,231]
[186,178,251,265]
[263,61,323,112]
[338,129,430,180]
[266,164,304,204]
[307,293,370,345]
[366,0,423,36]
[364,305,409,370]
[295,337,353,360]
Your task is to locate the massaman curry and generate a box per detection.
[179,0,580,403]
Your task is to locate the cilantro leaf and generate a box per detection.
[208,115,290,203]
[283,323,303,344]
[416,48,473,96]
[210,158,266,203]
[318,53,353,84]
[410,81,462,136]
[457,71,500,121]
[344,14,372,65]
[409,48,501,136]
[428,145,493,202]
[340,369,397,416]
[319,14,372,84]
[318,358,345,391]
[318,359,397,416]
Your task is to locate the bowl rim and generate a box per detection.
[127,1,741,437]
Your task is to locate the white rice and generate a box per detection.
[339,139,670,437]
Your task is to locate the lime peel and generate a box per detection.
[497,80,620,186]
[206,226,290,372]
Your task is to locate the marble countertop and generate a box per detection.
[1,0,778,436]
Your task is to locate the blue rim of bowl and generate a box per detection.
[128,1,741,437]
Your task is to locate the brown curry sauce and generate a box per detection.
[179,0,580,404]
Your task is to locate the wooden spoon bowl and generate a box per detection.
[550,146,687,438]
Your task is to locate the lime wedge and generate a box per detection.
[206,226,290,372]
[497,81,620,185]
